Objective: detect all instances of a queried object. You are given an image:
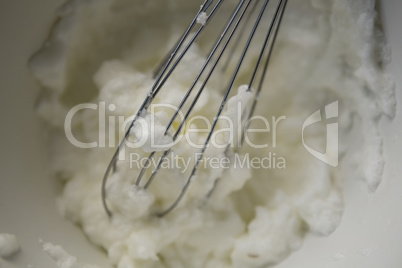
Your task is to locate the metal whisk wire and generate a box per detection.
[102,0,288,218]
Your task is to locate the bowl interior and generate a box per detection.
[0,1,401,268]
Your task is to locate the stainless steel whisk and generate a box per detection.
[102,0,288,218]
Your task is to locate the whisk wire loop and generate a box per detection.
[157,0,272,217]
[101,0,219,217]
[102,0,289,218]
[134,0,252,194]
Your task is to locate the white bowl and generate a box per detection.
[0,1,401,267]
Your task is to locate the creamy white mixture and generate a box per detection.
[0,233,20,258]
[196,12,208,26]
[29,0,395,267]
[130,111,174,153]
[41,240,100,268]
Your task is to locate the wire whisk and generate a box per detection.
[102,0,288,218]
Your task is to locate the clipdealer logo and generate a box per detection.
[302,101,338,167]
[63,101,339,168]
